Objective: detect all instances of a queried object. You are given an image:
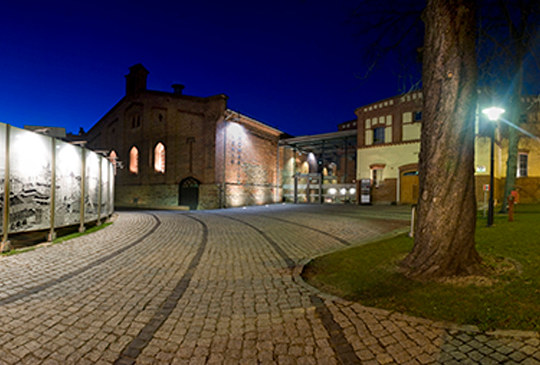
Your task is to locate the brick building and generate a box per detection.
[85,64,283,209]
[355,91,540,205]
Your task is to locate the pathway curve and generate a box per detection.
[0,205,537,364]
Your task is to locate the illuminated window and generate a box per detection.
[154,142,166,173]
[129,146,139,174]
[517,153,528,177]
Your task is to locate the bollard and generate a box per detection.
[508,195,515,222]
[409,205,416,237]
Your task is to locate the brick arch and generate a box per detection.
[179,177,201,210]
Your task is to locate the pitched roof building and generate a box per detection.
[85,64,284,209]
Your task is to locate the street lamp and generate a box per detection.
[482,107,505,227]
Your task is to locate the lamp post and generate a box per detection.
[482,106,505,227]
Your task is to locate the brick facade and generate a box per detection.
[85,64,283,209]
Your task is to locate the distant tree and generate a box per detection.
[350,0,424,94]
[400,0,482,279]
[478,0,540,212]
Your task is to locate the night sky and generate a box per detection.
[1,0,419,137]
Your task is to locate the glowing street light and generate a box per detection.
[482,107,505,121]
[482,106,505,227]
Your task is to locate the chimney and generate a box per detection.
[125,64,149,96]
[172,84,185,95]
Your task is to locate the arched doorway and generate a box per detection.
[400,165,419,204]
[179,177,200,210]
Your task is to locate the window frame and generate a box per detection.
[373,127,385,144]
[517,152,528,177]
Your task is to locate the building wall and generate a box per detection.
[356,142,420,204]
[355,91,540,205]
[85,65,282,210]
[86,90,226,208]
[217,112,282,208]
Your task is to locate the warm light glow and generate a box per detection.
[129,146,139,174]
[349,188,356,195]
[154,142,165,173]
[328,188,337,195]
[300,161,309,174]
[482,107,505,121]
[340,188,347,195]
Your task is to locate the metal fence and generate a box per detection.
[1,123,114,250]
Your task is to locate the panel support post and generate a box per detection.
[275,142,280,204]
[79,148,86,233]
[48,138,57,242]
[293,174,298,204]
[1,125,11,252]
[97,156,102,226]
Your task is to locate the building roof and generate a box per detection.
[279,129,357,156]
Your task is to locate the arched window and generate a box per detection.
[154,142,165,173]
[129,146,139,174]
[109,150,118,175]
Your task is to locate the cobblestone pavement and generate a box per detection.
[0,205,538,364]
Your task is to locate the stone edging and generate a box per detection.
[292,244,540,341]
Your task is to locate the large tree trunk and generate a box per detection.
[401,0,482,280]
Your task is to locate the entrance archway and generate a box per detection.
[399,164,419,204]
[179,177,200,210]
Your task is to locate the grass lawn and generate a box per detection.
[303,204,540,332]
[2,222,113,256]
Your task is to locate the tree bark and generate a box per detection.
[401,0,482,279]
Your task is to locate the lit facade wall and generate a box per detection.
[217,114,282,208]
[355,92,540,205]
[1,123,114,246]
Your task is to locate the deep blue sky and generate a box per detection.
[1,0,417,137]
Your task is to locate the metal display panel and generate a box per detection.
[0,123,6,235]
[54,140,82,227]
[8,126,52,233]
[84,151,100,222]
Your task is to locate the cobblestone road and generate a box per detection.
[0,205,538,364]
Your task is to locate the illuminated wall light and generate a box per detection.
[57,142,81,175]
[12,130,49,177]
[340,188,347,195]
[349,188,356,195]
[227,122,246,140]
[328,188,337,195]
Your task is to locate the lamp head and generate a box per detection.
[482,107,505,121]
